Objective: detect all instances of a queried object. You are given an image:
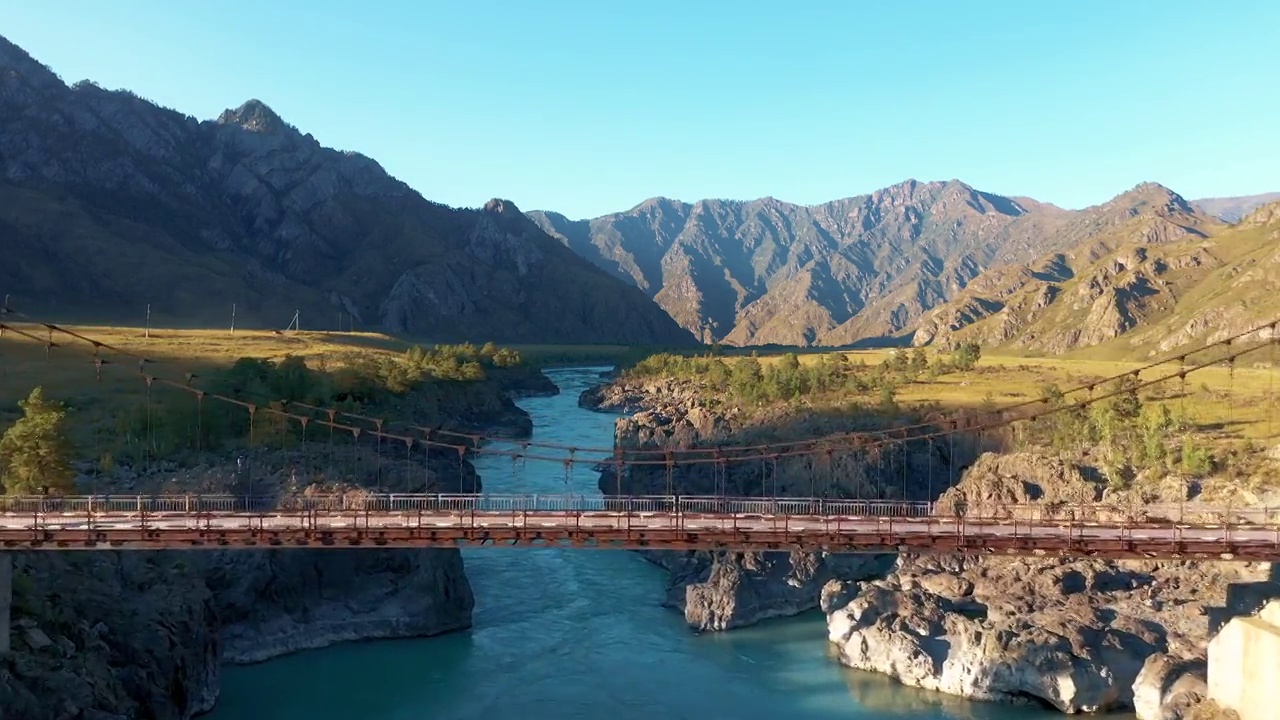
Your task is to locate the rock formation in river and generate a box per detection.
[585,373,1277,716]
[585,376,965,631]
[823,453,1276,715]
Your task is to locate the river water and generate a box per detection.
[207,367,1067,720]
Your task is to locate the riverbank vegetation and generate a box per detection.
[621,342,1280,501]
[0,324,544,474]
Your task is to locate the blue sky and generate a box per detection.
[2,0,1277,218]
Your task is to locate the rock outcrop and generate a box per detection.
[643,550,894,631]
[1133,655,1210,720]
[585,376,958,631]
[824,451,1277,714]
[0,445,480,720]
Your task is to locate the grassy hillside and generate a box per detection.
[623,344,1280,500]
[0,323,555,469]
[916,201,1280,358]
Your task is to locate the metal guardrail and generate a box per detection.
[0,494,1274,525]
[0,492,1277,557]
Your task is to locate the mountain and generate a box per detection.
[913,196,1280,357]
[1193,193,1280,223]
[530,181,1223,347]
[0,36,695,346]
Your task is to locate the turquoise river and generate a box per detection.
[206,367,1079,720]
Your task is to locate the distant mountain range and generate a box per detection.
[0,36,694,346]
[1193,193,1280,223]
[2,33,1272,357]
[531,184,1279,354]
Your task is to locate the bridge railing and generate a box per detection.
[0,494,1276,527]
[0,494,945,517]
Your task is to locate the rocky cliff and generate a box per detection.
[0,444,480,719]
[586,374,1277,716]
[824,452,1278,716]
[584,376,961,631]
[0,35,694,347]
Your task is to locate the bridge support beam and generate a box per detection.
[0,553,10,654]
[1208,599,1280,720]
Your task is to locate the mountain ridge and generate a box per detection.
[0,35,695,346]
[529,179,1231,348]
[917,198,1280,356]
[1192,192,1280,223]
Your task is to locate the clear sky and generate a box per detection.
[2,0,1277,218]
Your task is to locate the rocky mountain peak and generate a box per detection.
[483,198,522,216]
[1110,182,1195,217]
[868,178,931,205]
[217,99,289,134]
[630,196,690,217]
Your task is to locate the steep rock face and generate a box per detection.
[207,548,473,664]
[2,548,474,720]
[0,553,219,720]
[0,447,480,720]
[0,35,694,346]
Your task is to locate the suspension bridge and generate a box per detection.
[0,305,1278,559]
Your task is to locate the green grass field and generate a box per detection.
[1,323,1276,445]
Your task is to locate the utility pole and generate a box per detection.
[145,304,151,339]
[230,303,237,335]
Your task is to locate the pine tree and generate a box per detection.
[0,387,77,495]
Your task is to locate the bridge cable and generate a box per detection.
[949,423,957,492]
[1226,340,1235,434]
[5,312,1277,473]
[927,436,934,502]
[1269,323,1278,441]
[144,374,154,477]
[13,310,1280,459]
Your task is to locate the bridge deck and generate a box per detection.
[1,496,1277,559]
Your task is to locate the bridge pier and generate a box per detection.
[1208,598,1280,720]
[0,553,10,654]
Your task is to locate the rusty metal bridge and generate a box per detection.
[3,494,1279,560]
[1,306,1279,561]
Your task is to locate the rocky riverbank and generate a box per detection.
[583,375,1277,717]
[0,444,480,720]
[823,452,1275,717]
[582,376,964,632]
[0,368,550,720]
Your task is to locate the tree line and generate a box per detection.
[625,343,982,408]
[0,342,526,495]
